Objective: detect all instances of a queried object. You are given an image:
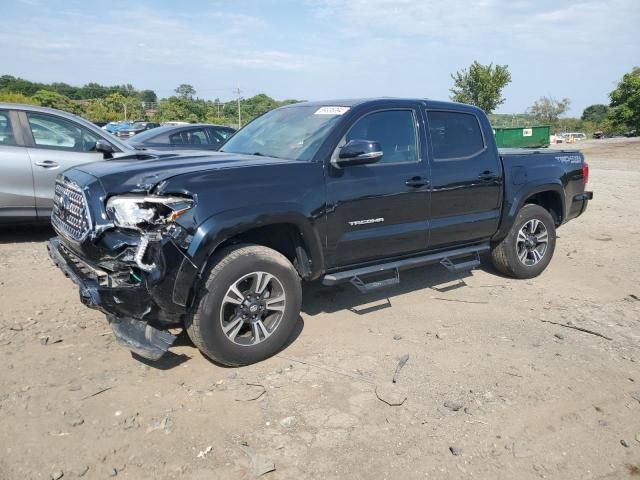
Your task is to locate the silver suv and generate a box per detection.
[0,103,135,223]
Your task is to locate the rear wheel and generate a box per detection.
[187,244,302,366]
[491,204,556,279]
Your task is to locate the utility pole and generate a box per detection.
[235,87,242,129]
[123,103,127,121]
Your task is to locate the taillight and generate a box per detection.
[582,163,589,185]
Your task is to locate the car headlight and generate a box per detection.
[106,195,194,229]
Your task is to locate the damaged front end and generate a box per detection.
[47,170,200,360]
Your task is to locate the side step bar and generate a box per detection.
[322,243,490,290]
[440,252,481,273]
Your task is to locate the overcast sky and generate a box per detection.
[1,0,638,116]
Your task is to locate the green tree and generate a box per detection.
[528,96,571,125]
[101,93,144,120]
[175,84,196,99]
[608,67,640,133]
[156,96,191,122]
[581,104,609,124]
[49,82,78,99]
[80,82,111,99]
[138,89,157,104]
[0,91,38,104]
[84,99,119,122]
[0,75,42,96]
[449,61,512,113]
[32,90,82,114]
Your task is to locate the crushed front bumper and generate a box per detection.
[47,237,177,360]
[47,237,156,318]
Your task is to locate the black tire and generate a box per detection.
[491,204,557,279]
[186,244,302,366]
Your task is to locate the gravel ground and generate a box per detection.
[1,138,639,480]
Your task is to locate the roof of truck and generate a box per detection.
[281,98,483,113]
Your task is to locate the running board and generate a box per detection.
[440,252,481,273]
[322,243,490,288]
[349,268,400,294]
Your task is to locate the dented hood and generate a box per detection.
[75,151,298,194]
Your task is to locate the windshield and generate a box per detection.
[221,105,346,161]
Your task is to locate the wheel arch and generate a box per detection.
[187,205,325,281]
[522,189,564,225]
[493,182,565,243]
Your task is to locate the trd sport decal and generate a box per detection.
[348,218,385,226]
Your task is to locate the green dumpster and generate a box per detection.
[493,126,550,148]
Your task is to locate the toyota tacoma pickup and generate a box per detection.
[47,99,592,366]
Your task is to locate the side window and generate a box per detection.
[146,132,170,144]
[27,113,100,152]
[216,128,234,140]
[208,128,226,146]
[345,110,418,164]
[0,111,16,145]
[168,131,184,145]
[427,111,485,160]
[169,128,208,145]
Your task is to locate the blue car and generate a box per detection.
[103,121,133,134]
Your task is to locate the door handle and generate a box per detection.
[477,171,497,181]
[405,176,430,188]
[35,160,60,168]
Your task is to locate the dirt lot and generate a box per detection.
[1,138,639,480]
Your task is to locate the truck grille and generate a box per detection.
[52,179,90,241]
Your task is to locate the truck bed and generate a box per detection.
[498,147,581,156]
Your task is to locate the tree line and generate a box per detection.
[0,75,300,127]
[1,67,638,136]
[450,62,639,135]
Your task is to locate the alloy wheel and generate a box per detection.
[219,271,286,346]
[516,219,549,266]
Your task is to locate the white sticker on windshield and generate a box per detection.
[314,106,350,115]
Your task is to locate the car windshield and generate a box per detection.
[221,105,345,161]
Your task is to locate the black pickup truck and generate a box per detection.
[47,99,592,366]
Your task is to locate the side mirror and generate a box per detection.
[95,139,114,158]
[333,139,383,168]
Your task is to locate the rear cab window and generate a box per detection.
[0,111,16,145]
[427,110,485,160]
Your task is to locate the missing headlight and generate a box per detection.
[106,195,194,229]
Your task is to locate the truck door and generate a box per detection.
[425,109,502,248]
[21,111,104,219]
[324,105,430,269]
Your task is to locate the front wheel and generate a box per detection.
[490,204,557,279]
[187,244,302,366]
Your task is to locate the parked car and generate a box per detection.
[103,121,134,134]
[561,132,587,142]
[126,123,236,151]
[0,103,139,223]
[47,98,592,366]
[115,121,160,138]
